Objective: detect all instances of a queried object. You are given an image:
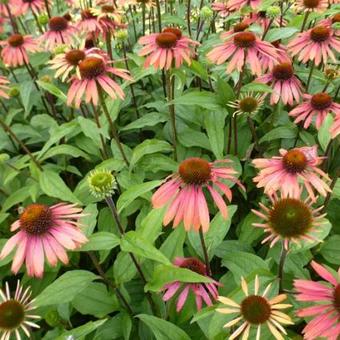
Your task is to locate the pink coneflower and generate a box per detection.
[330,113,340,139]
[227,0,261,11]
[77,9,103,36]
[41,16,77,50]
[0,280,40,339]
[289,92,340,129]
[211,2,230,17]
[0,76,9,99]
[252,146,331,200]
[294,0,329,12]
[259,40,290,72]
[288,25,340,66]
[216,276,293,340]
[207,31,278,76]
[162,257,220,311]
[0,34,40,67]
[67,55,132,108]
[256,62,303,105]
[138,27,198,70]
[49,48,86,81]
[294,261,340,340]
[12,0,45,15]
[247,11,286,31]
[152,157,243,232]
[252,189,325,249]
[0,203,88,278]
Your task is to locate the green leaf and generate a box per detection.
[79,232,120,251]
[320,235,340,264]
[113,252,137,284]
[137,314,191,340]
[145,264,212,292]
[37,81,67,102]
[265,27,299,42]
[222,251,270,280]
[241,82,273,93]
[78,116,108,146]
[116,180,162,213]
[20,81,33,113]
[120,231,171,265]
[121,113,167,131]
[39,170,81,204]
[260,125,297,143]
[39,144,90,161]
[130,139,172,169]
[171,91,220,110]
[35,270,98,307]
[318,114,333,151]
[56,319,107,340]
[1,186,32,213]
[72,283,118,317]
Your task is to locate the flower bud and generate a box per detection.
[267,6,281,18]
[200,6,213,20]
[9,86,19,97]
[38,13,49,25]
[115,29,128,42]
[88,169,116,199]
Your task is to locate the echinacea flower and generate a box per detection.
[216,276,293,340]
[87,169,117,199]
[252,146,331,200]
[256,62,303,105]
[252,189,325,249]
[259,40,290,72]
[66,55,132,108]
[211,2,230,17]
[162,257,220,311]
[77,9,103,36]
[12,0,45,15]
[41,16,77,50]
[294,0,329,12]
[152,157,243,232]
[0,203,88,278]
[0,280,40,340]
[228,92,266,116]
[0,76,9,99]
[330,114,340,139]
[0,34,40,67]
[294,261,340,340]
[227,0,261,11]
[138,27,198,70]
[207,31,278,76]
[289,92,340,129]
[48,48,86,81]
[288,25,340,66]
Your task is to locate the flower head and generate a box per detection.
[0,76,9,99]
[207,31,278,76]
[226,0,261,11]
[217,276,293,340]
[138,27,198,70]
[252,189,326,249]
[0,281,40,339]
[256,62,303,105]
[294,0,329,12]
[162,257,220,311]
[0,203,88,278]
[294,261,340,340]
[0,34,40,67]
[288,25,340,66]
[252,146,331,200]
[152,157,244,232]
[228,92,266,116]
[289,92,340,129]
[211,2,230,18]
[40,16,77,50]
[66,55,132,108]
[12,0,46,15]
[87,169,116,199]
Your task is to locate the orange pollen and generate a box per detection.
[178,258,206,275]
[311,93,332,110]
[178,157,211,185]
[310,26,330,42]
[156,32,178,48]
[48,16,69,32]
[233,22,249,32]
[332,13,340,23]
[303,0,321,8]
[79,57,105,79]
[8,34,24,47]
[19,204,53,235]
[63,13,72,21]
[233,32,256,48]
[272,63,294,80]
[282,149,307,173]
[241,295,271,324]
[101,5,115,13]
[65,49,86,66]
[162,27,182,40]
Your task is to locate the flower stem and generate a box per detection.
[142,2,146,36]
[155,0,162,32]
[186,0,192,37]
[105,196,158,315]
[87,251,134,315]
[199,228,211,276]
[98,89,129,166]
[43,0,51,18]
[5,4,19,33]
[322,168,339,213]
[0,117,42,171]
[166,70,178,161]
[300,11,310,32]
[306,61,314,92]
[278,241,288,293]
